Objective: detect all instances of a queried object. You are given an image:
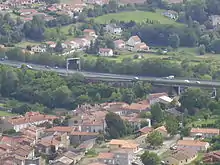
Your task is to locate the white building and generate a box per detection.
[105,24,122,35]
[177,140,210,151]
[31,45,46,53]
[99,48,114,56]
[2,112,57,132]
[127,35,141,47]
[190,128,220,138]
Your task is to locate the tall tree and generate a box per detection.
[150,103,163,123]
[146,131,163,147]
[179,88,210,115]
[165,116,179,136]
[54,41,63,53]
[105,112,127,139]
[141,151,160,165]
[121,89,135,104]
[168,33,180,49]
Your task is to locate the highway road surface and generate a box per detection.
[0,60,220,88]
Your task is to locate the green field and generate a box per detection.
[94,10,181,25]
[0,111,13,116]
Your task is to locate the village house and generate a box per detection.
[176,140,210,151]
[54,150,83,165]
[122,114,150,130]
[45,126,75,135]
[72,38,91,49]
[0,143,35,163]
[31,45,46,53]
[135,125,153,137]
[121,103,150,114]
[65,40,80,49]
[103,102,128,116]
[73,4,86,13]
[99,48,114,56]
[20,126,45,141]
[133,42,149,52]
[159,95,173,104]
[79,120,106,133]
[70,132,99,145]
[97,149,135,165]
[209,15,220,28]
[108,139,139,153]
[0,112,57,132]
[163,148,198,165]
[135,126,153,147]
[155,126,169,138]
[190,128,220,138]
[203,151,220,164]
[84,0,109,5]
[147,92,169,105]
[45,41,56,48]
[0,135,34,147]
[114,40,125,49]
[18,9,38,16]
[105,24,122,35]
[10,0,37,6]
[127,35,141,47]
[68,109,107,133]
[83,29,96,37]
[37,132,70,155]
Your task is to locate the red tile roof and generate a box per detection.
[114,39,125,45]
[130,35,141,42]
[71,131,99,136]
[83,29,95,33]
[148,93,168,100]
[99,48,113,53]
[122,103,149,111]
[138,126,153,134]
[177,140,209,147]
[46,126,74,133]
[97,152,114,159]
[8,112,57,125]
[191,128,220,135]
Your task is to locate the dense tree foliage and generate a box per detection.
[0,65,151,110]
[141,151,160,165]
[179,88,210,115]
[165,116,179,136]
[150,103,164,123]
[105,112,127,139]
[146,131,163,147]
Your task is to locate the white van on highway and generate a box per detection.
[165,75,174,79]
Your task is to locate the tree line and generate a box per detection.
[0,65,152,110]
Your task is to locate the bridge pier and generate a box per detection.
[176,86,188,95]
[178,86,181,95]
[211,88,217,98]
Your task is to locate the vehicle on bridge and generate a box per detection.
[165,75,174,79]
[133,77,139,81]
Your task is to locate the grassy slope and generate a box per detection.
[94,10,181,25]
[0,111,13,116]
